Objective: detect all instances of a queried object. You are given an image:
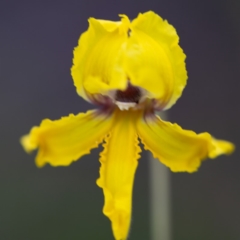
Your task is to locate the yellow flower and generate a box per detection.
[21,11,234,240]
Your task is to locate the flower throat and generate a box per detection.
[115,83,141,103]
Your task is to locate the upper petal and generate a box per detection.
[97,14,130,33]
[21,110,114,167]
[71,12,187,110]
[124,11,187,109]
[71,16,130,101]
[137,114,234,172]
[97,109,141,240]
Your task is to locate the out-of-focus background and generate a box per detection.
[1,0,239,239]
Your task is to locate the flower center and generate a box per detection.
[115,83,141,110]
[115,84,141,103]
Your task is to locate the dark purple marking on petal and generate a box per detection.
[115,83,141,103]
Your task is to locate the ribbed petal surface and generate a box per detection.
[21,110,114,167]
[97,109,141,240]
[137,114,234,172]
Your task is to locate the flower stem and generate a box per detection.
[149,113,171,240]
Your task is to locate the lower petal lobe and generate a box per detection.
[21,110,114,167]
[97,109,141,240]
[137,114,234,173]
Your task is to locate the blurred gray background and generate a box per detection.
[0,0,239,239]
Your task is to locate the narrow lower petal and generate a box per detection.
[137,114,234,173]
[21,110,114,167]
[97,110,141,240]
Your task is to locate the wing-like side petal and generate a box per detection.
[126,11,187,110]
[21,110,114,167]
[137,114,234,173]
[97,110,141,240]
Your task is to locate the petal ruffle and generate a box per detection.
[71,16,130,101]
[21,110,114,167]
[137,114,234,173]
[97,110,141,240]
[125,11,187,110]
[97,14,130,34]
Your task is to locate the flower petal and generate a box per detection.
[124,11,187,110]
[97,110,141,240]
[137,114,234,173]
[21,110,114,167]
[97,14,130,33]
[71,16,130,101]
